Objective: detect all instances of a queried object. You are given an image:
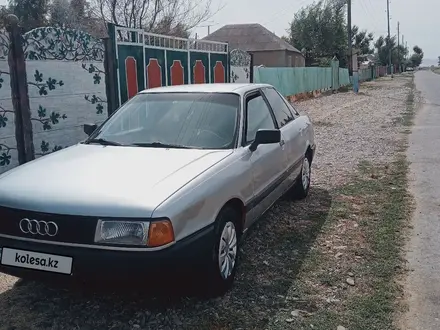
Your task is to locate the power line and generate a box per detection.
[358,0,381,32]
[261,0,310,26]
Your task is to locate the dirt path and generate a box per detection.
[0,76,411,330]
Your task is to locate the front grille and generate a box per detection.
[0,206,98,244]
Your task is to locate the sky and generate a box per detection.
[0,0,436,64]
[192,0,439,65]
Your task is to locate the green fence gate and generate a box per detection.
[108,24,230,108]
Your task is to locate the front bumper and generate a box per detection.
[0,224,215,282]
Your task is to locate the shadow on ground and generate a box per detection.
[0,188,332,330]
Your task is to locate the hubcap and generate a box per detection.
[218,221,238,280]
[302,157,311,190]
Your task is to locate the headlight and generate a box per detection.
[94,219,175,247]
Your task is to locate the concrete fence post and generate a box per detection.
[6,14,35,165]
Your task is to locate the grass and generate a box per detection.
[431,66,440,75]
[268,75,415,330]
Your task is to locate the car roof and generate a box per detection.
[138,83,274,96]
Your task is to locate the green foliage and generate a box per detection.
[49,0,72,27]
[374,35,408,67]
[409,45,423,67]
[352,25,374,55]
[286,0,348,67]
[8,0,49,31]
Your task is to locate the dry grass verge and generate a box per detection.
[267,75,415,330]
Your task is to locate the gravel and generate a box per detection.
[296,76,409,188]
[0,76,410,330]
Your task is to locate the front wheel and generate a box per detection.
[204,207,240,297]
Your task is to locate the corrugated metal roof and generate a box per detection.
[202,23,302,53]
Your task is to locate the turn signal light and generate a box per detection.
[147,219,175,247]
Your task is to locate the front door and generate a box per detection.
[261,87,304,179]
[243,91,287,227]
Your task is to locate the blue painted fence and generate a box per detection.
[253,65,350,97]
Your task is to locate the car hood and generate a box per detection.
[0,144,232,217]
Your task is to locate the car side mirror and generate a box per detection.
[83,123,98,136]
[249,129,281,152]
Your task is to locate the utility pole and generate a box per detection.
[402,35,405,59]
[397,21,400,73]
[405,41,408,60]
[347,0,352,76]
[387,0,392,77]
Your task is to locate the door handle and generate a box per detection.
[280,139,285,146]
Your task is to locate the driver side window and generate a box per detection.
[245,93,276,144]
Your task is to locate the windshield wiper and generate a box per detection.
[86,138,123,146]
[131,142,191,149]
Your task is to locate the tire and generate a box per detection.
[203,206,240,297]
[291,153,312,199]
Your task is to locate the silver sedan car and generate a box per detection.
[0,83,315,296]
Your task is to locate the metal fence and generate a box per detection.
[253,60,350,97]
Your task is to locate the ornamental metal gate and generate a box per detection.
[109,24,230,108]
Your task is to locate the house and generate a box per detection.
[203,23,305,67]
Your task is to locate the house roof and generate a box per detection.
[202,23,302,54]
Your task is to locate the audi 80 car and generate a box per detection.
[0,83,315,295]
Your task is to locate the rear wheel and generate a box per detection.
[292,154,311,199]
[204,206,240,297]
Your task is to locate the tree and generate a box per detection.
[150,15,190,38]
[286,0,347,66]
[438,56,440,66]
[373,35,408,68]
[89,0,218,37]
[70,0,87,18]
[70,0,89,28]
[409,45,423,67]
[49,0,74,27]
[9,0,49,31]
[0,5,12,28]
[352,25,374,55]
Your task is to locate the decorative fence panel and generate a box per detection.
[109,24,230,108]
[23,27,106,163]
[0,22,107,175]
[230,49,252,83]
[0,29,15,173]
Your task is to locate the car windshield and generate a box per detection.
[88,92,240,149]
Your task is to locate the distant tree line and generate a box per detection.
[283,0,424,68]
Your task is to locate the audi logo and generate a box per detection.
[19,218,59,237]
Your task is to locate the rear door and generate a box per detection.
[261,87,304,180]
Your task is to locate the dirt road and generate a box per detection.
[403,70,440,330]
